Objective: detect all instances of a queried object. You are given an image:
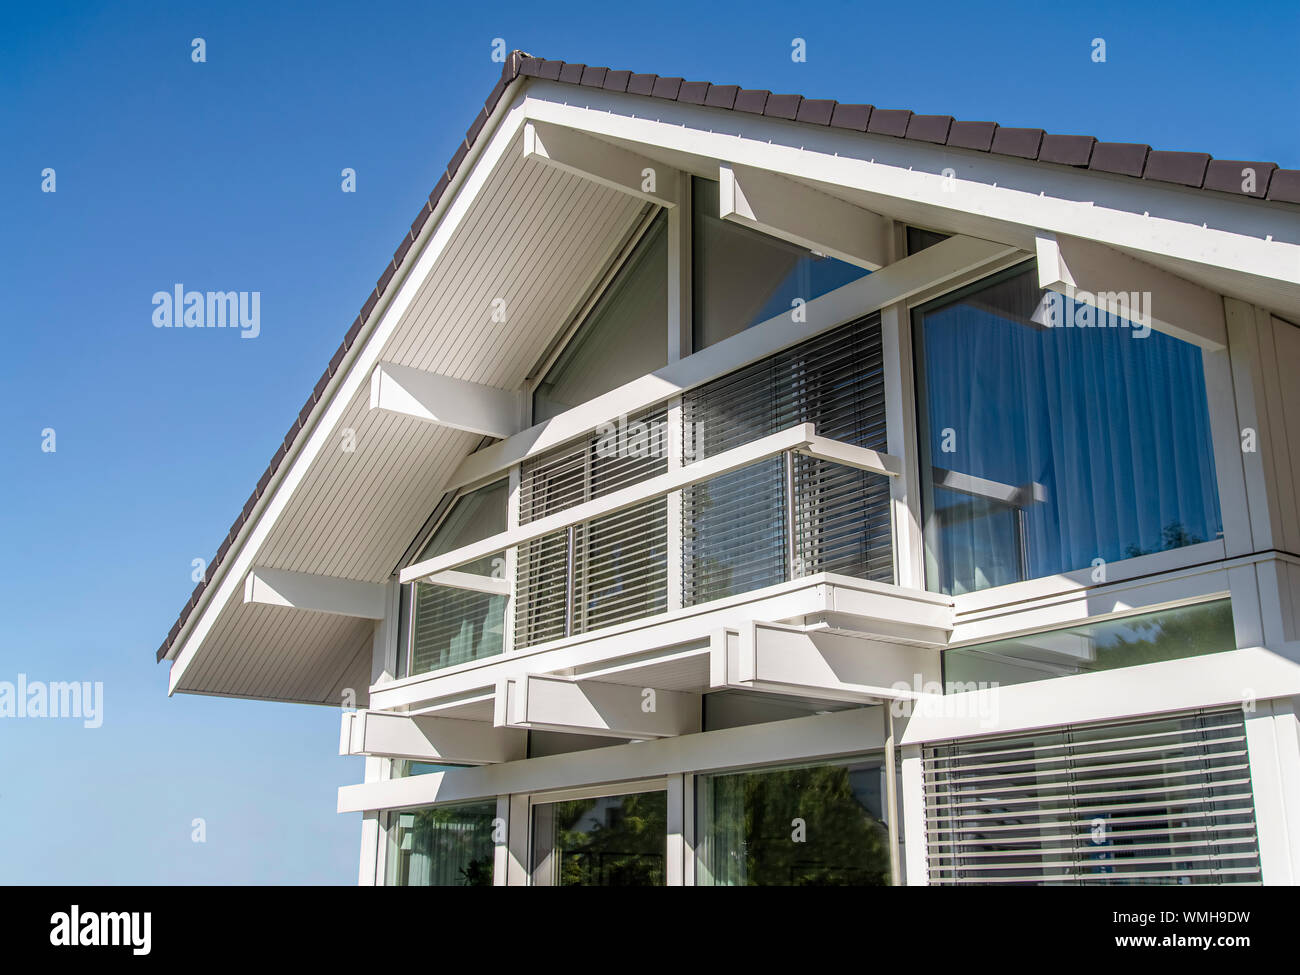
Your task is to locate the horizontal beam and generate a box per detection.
[341,710,525,763]
[424,569,511,596]
[801,436,900,477]
[523,120,679,207]
[446,234,1020,491]
[402,422,819,583]
[719,162,891,271]
[369,361,521,439]
[1034,232,1227,349]
[496,674,700,739]
[711,622,939,703]
[243,566,386,619]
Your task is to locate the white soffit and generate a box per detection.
[171,118,645,704]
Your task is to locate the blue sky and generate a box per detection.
[0,0,1296,884]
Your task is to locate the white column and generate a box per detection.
[899,742,929,886]
[1244,700,1299,884]
[666,774,686,886]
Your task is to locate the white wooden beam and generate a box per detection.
[1034,232,1227,349]
[424,569,511,596]
[495,674,700,739]
[369,360,521,439]
[719,162,892,271]
[523,120,679,208]
[711,622,939,703]
[340,710,525,764]
[243,566,386,620]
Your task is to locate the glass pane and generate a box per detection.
[697,758,892,886]
[417,479,508,564]
[914,263,1222,595]
[692,177,870,350]
[404,480,509,676]
[945,598,1235,690]
[533,212,668,422]
[387,800,497,886]
[531,790,667,886]
[682,458,786,605]
[410,577,505,674]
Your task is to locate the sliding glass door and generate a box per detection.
[530,787,668,886]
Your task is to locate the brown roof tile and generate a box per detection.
[947,121,997,152]
[867,108,911,137]
[991,127,1044,159]
[1203,159,1276,198]
[1039,134,1095,167]
[1144,151,1211,187]
[1090,142,1151,177]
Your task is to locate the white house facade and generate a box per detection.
[157,52,1300,886]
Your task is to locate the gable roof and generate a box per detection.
[155,49,1300,666]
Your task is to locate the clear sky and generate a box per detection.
[1,0,1296,884]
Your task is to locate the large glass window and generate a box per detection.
[404,479,508,676]
[533,212,668,423]
[945,598,1235,690]
[692,177,871,350]
[531,790,667,886]
[696,757,892,886]
[387,800,497,886]
[914,263,1223,595]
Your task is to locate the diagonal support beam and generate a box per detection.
[370,361,521,439]
[495,675,700,739]
[341,710,525,763]
[523,120,680,207]
[244,566,386,619]
[719,162,892,271]
[1034,232,1226,349]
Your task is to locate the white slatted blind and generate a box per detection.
[922,708,1262,885]
[681,314,892,606]
[515,408,668,648]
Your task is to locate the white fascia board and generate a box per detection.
[523,119,680,207]
[167,93,532,694]
[496,674,700,739]
[898,646,1300,744]
[712,621,939,703]
[243,566,387,620]
[1035,231,1227,349]
[719,162,891,271]
[342,709,525,763]
[448,232,1018,490]
[521,85,1300,291]
[369,361,521,439]
[402,422,819,583]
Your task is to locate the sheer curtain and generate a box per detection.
[915,264,1222,596]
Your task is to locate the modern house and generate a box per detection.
[156,51,1300,886]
